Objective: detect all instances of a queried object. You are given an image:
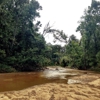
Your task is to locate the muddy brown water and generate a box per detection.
[0,68,93,92]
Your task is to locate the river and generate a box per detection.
[0,67,98,92]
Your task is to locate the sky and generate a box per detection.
[36,0,93,45]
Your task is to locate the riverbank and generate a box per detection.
[0,72,100,100]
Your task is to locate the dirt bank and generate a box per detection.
[0,73,100,100]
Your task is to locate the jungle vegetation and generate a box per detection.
[0,0,100,72]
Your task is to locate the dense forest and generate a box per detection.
[0,0,100,72]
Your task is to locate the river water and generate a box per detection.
[0,68,91,92]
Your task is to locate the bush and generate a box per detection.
[90,67,100,72]
[96,51,100,66]
[60,56,69,67]
[0,64,16,73]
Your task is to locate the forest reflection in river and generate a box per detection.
[0,68,90,92]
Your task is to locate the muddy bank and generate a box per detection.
[0,73,100,100]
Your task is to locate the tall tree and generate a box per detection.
[0,0,48,72]
[65,35,82,68]
[76,0,100,69]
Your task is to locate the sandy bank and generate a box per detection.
[0,72,100,100]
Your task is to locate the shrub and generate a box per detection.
[96,51,100,66]
[60,56,69,67]
[90,66,100,72]
[0,64,16,73]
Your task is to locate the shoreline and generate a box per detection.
[0,73,100,100]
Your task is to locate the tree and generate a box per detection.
[76,0,100,69]
[65,35,82,68]
[0,0,48,72]
[43,22,68,43]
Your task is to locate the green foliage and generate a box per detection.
[76,0,100,69]
[0,64,16,73]
[96,51,100,66]
[0,0,48,72]
[51,45,64,65]
[0,0,68,72]
[90,67,100,72]
[60,56,69,67]
[0,50,6,59]
[65,35,83,69]
[1,0,100,73]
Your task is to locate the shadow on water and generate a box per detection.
[0,68,90,92]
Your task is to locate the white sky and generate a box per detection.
[37,0,93,45]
